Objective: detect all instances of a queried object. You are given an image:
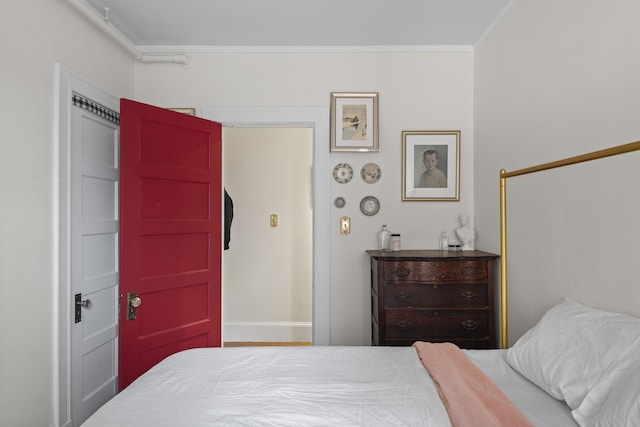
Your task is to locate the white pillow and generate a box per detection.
[572,336,640,427]
[506,297,640,410]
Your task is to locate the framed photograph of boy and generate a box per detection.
[401,130,460,201]
[330,92,379,152]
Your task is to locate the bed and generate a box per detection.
[82,140,640,427]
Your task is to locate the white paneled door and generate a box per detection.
[69,100,120,425]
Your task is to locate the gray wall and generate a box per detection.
[474,0,640,344]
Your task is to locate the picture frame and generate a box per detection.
[330,92,379,152]
[401,130,460,201]
[169,107,196,116]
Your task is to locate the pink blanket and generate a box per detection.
[413,342,534,427]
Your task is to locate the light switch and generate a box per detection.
[340,216,350,235]
[270,213,278,227]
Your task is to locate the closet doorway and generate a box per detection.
[223,127,313,345]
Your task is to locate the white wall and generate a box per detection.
[0,1,134,426]
[474,0,640,344]
[223,127,313,341]
[134,51,476,345]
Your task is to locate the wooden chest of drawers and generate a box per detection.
[367,250,499,349]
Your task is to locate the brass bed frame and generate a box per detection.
[499,140,640,348]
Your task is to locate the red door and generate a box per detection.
[119,99,222,390]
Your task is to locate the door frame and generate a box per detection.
[203,107,330,345]
[54,64,121,427]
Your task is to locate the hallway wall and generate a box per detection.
[223,127,313,342]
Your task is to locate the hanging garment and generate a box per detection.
[224,189,234,250]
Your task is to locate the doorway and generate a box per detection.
[204,107,330,346]
[223,127,313,344]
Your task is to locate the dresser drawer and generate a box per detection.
[383,260,487,283]
[384,309,489,339]
[384,283,488,308]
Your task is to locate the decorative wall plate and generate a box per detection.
[360,196,380,216]
[333,163,353,183]
[334,197,346,208]
[361,163,381,184]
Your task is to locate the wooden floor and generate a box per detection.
[224,342,312,347]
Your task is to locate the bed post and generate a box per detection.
[499,170,508,349]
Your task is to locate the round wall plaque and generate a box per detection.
[333,163,353,184]
[361,163,381,184]
[360,196,380,216]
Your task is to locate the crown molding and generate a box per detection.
[474,0,519,49]
[137,44,475,55]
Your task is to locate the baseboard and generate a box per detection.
[224,320,312,342]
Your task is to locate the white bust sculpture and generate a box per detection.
[456,214,475,251]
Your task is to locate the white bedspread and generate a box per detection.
[82,346,453,427]
[82,346,578,427]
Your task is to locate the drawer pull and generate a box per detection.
[395,320,412,329]
[396,292,411,301]
[462,319,478,330]
[395,266,411,278]
[460,291,478,302]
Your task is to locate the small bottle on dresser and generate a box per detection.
[378,225,391,251]
[439,231,449,250]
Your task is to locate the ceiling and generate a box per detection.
[84,0,513,49]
